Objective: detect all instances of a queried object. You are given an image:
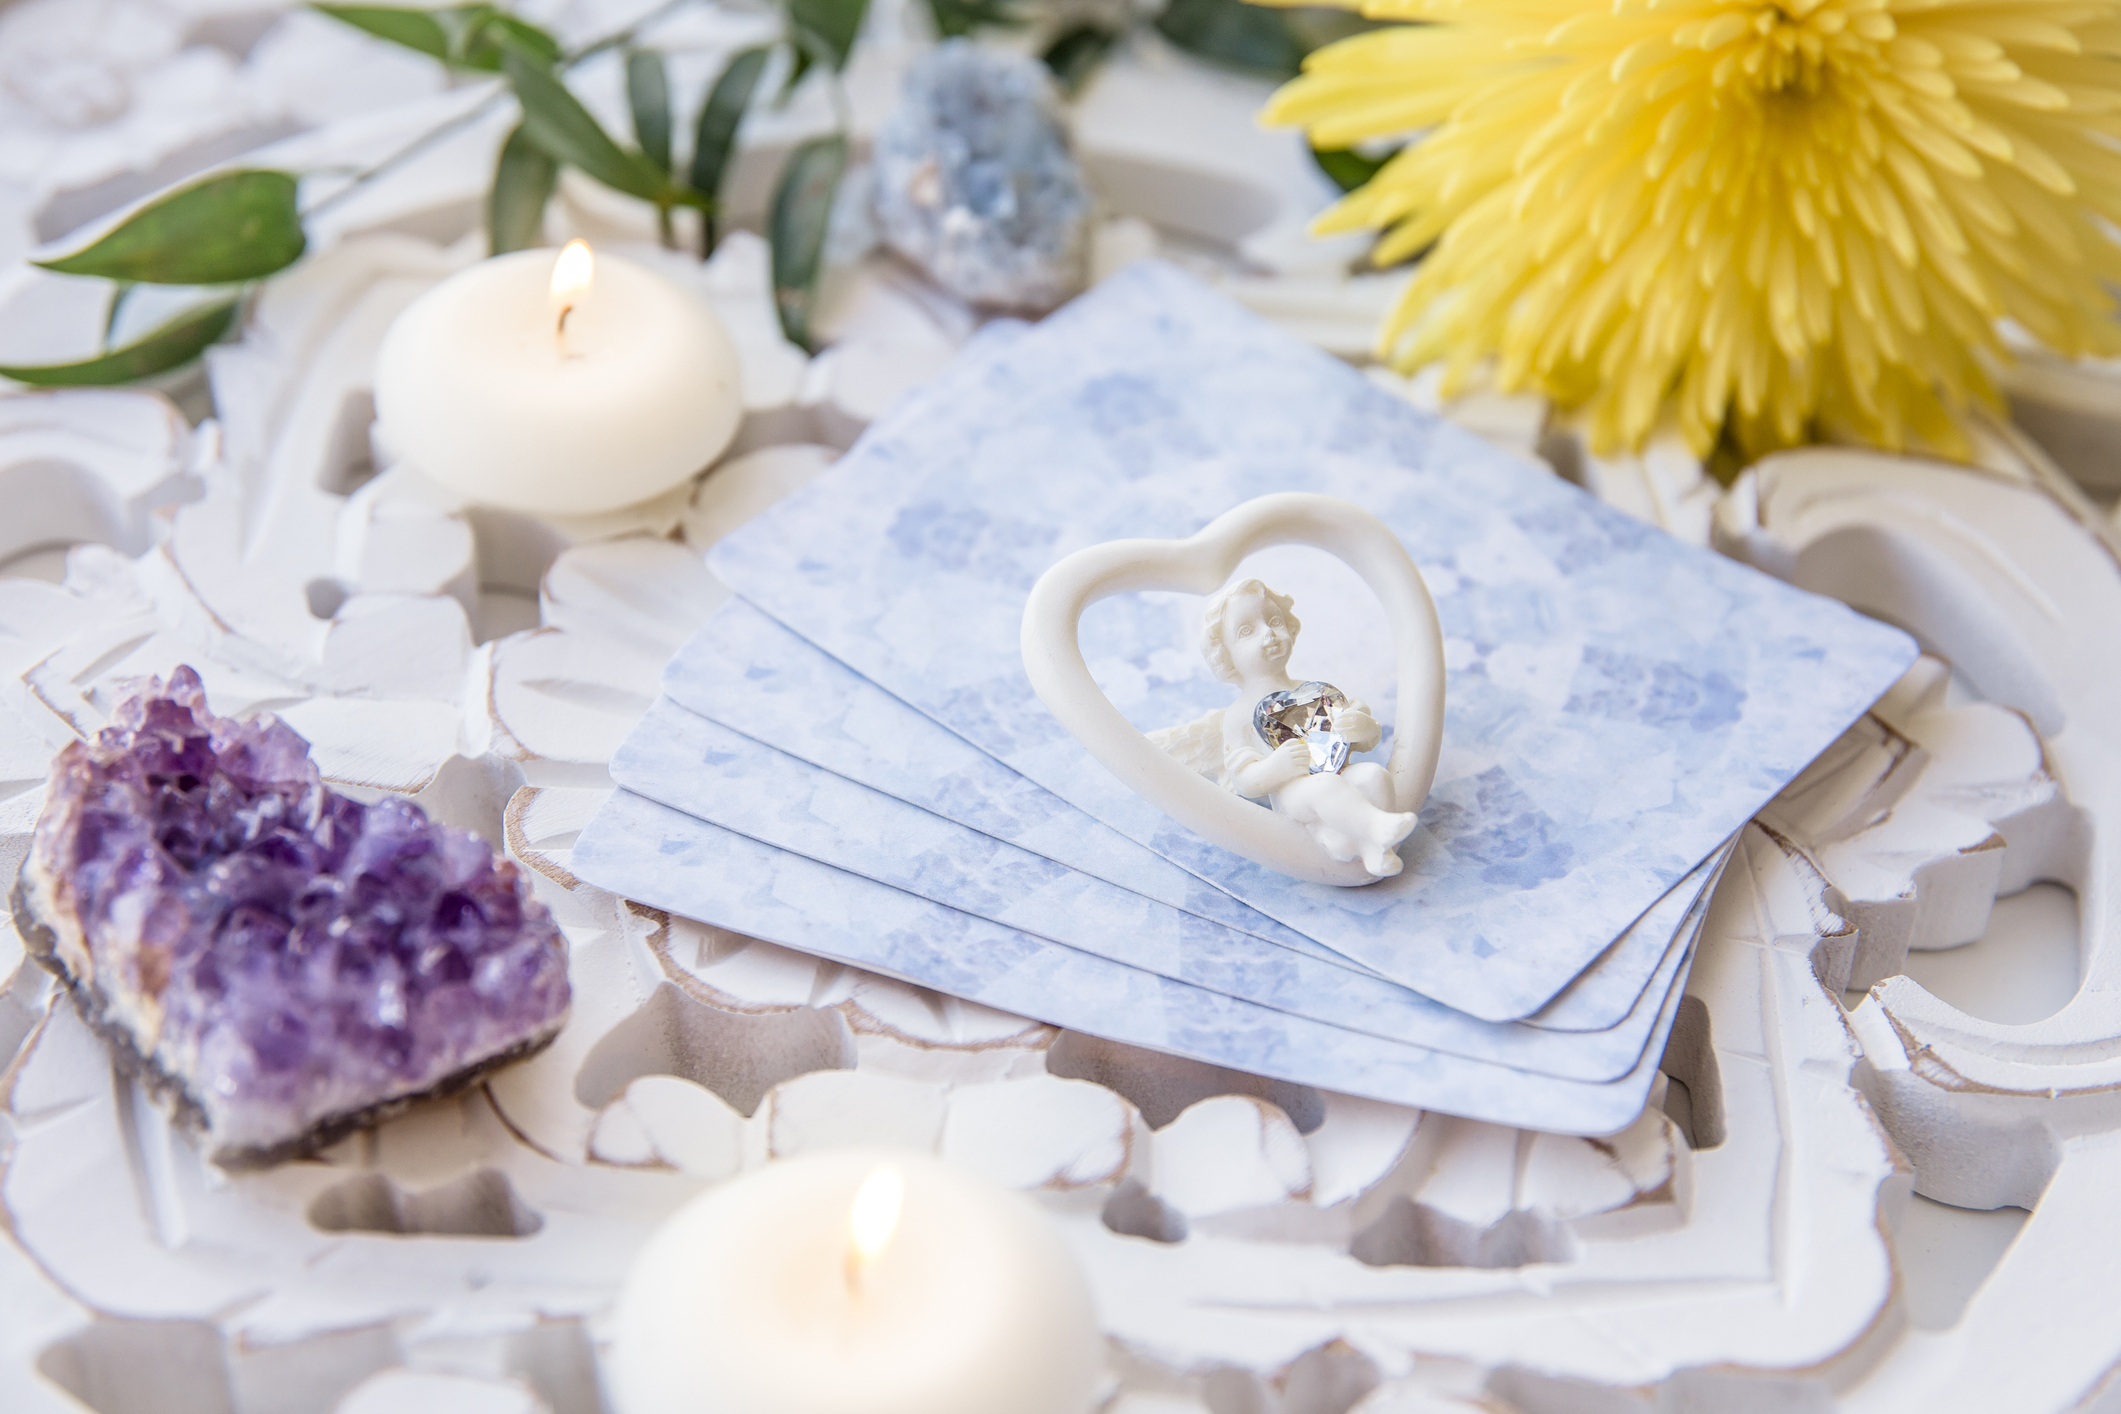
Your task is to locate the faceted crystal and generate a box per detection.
[1253,681,1353,775]
[15,666,571,1165]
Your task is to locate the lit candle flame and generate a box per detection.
[845,1167,903,1293]
[551,239,593,348]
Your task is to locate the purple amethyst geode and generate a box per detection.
[14,667,570,1166]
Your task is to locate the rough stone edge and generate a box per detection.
[10,877,566,1172]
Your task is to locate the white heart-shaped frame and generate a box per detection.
[1021,492,1446,888]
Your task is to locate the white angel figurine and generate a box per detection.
[1149,578,1420,879]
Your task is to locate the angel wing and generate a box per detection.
[1145,707,1226,781]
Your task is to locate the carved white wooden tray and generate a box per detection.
[4,3,2120,1413]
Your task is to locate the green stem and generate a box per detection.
[301,89,510,222]
[825,70,853,134]
[101,282,137,351]
[565,0,698,66]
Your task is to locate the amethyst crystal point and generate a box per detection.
[15,666,570,1166]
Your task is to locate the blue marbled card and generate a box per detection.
[658,599,1700,1035]
[573,787,1705,1132]
[668,601,1372,977]
[706,262,1917,1022]
[611,691,1721,1082]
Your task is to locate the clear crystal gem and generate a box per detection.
[1253,681,1352,775]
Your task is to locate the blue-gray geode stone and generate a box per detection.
[14,666,570,1167]
[871,40,1092,312]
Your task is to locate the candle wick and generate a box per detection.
[556,303,575,356]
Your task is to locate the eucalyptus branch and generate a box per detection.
[10,0,873,386]
[303,0,700,227]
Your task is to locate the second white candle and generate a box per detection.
[608,1148,1102,1414]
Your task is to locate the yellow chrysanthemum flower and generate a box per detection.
[1263,0,2121,459]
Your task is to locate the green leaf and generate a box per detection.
[1310,145,1393,194]
[627,50,673,173]
[786,0,870,71]
[489,124,560,254]
[459,11,562,69]
[38,170,305,286]
[311,4,560,70]
[1041,22,1117,93]
[0,299,239,387]
[689,46,770,228]
[780,42,814,99]
[311,4,452,58]
[502,43,672,203]
[927,0,1016,37]
[431,3,496,57]
[1278,6,1383,55]
[1153,0,1304,78]
[768,135,847,350]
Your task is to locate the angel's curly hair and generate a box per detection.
[1201,578,1299,686]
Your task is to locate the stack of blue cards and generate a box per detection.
[573,263,1917,1135]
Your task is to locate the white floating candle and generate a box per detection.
[608,1148,1102,1414]
[373,241,742,517]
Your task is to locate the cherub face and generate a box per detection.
[1220,589,1296,683]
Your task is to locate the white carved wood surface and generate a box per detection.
[2,3,2119,1412]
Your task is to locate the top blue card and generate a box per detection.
[707,262,1916,1022]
